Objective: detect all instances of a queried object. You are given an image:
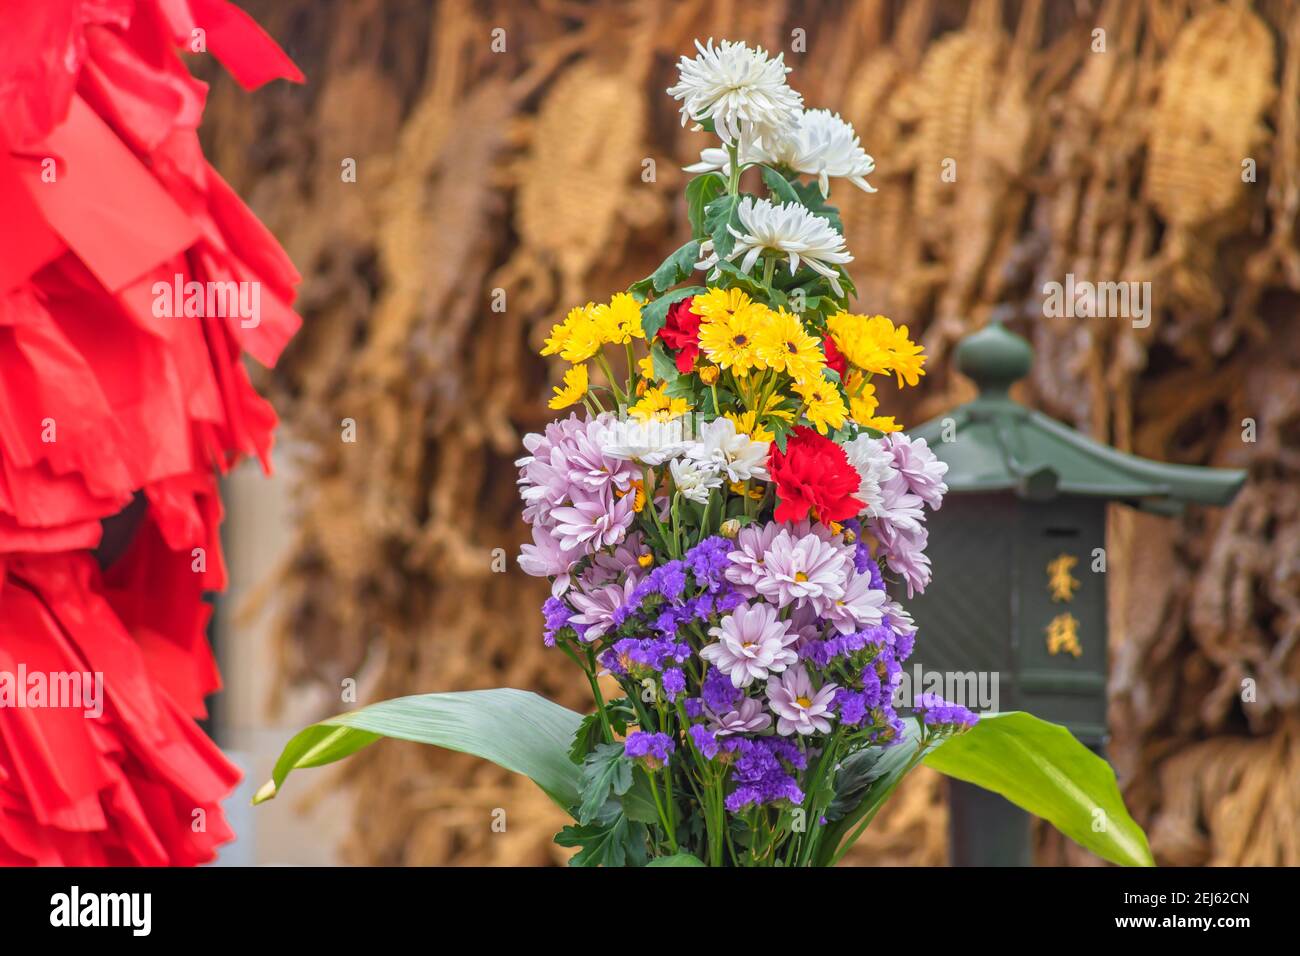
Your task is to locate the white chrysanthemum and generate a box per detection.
[770,109,875,197]
[600,418,693,466]
[722,196,853,296]
[841,434,897,516]
[667,39,802,149]
[670,457,724,504]
[684,109,875,198]
[685,417,769,482]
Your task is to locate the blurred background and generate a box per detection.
[199,0,1299,865]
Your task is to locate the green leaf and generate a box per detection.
[687,174,726,239]
[704,193,742,260]
[569,712,605,765]
[641,286,703,342]
[650,341,682,384]
[578,742,634,825]
[760,165,800,205]
[254,689,585,811]
[815,719,931,865]
[555,815,648,867]
[620,768,663,824]
[651,240,701,293]
[645,852,706,867]
[923,712,1155,867]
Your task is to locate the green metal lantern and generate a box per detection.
[904,322,1246,865]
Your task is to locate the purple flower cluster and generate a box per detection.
[722,736,807,811]
[625,731,675,769]
[914,693,978,731]
[517,416,950,824]
[599,636,691,677]
[517,414,640,591]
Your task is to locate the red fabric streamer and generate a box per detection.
[0,0,302,865]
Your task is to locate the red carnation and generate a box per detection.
[823,334,847,377]
[659,298,702,373]
[769,427,863,524]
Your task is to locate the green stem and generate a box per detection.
[726,143,741,197]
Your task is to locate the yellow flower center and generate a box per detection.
[795,696,812,709]
[795,571,809,582]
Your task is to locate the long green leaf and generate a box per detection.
[923,712,1154,867]
[254,689,585,810]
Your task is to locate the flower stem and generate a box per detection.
[726,143,741,197]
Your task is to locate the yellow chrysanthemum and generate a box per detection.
[725,410,775,443]
[875,320,925,387]
[729,480,766,500]
[541,303,602,363]
[794,377,848,434]
[827,312,926,386]
[755,308,825,381]
[690,287,753,324]
[593,292,645,345]
[629,385,690,421]
[845,377,903,432]
[548,363,589,410]
[698,303,767,377]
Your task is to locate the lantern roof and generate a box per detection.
[908,322,1247,513]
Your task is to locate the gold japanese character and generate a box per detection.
[1046,553,1080,602]
[1046,612,1082,657]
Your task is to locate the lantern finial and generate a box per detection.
[955,320,1033,396]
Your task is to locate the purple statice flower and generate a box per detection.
[684,697,704,719]
[706,696,772,735]
[662,667,686,702]
[689,724,720,760]
[624,731,676,770]
[766,665,839,736]
[797,637,837,670]
[864,556,885,590]
[915,693,978,730]
[884,433,949,510]
[722,737,806,811]
[648,560,687,600]
[753,528,850,615]
[834,688,869,727]
[858,660,884,708]
[541,596,572,647]
[701,667,741,714]
[870,710,908,747]
[607,637,691,676]
[684,535,733,593]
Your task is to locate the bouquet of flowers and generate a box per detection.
[260,39,1153,868]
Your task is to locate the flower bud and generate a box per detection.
[719,518,741,539]
[698,365,720,385]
